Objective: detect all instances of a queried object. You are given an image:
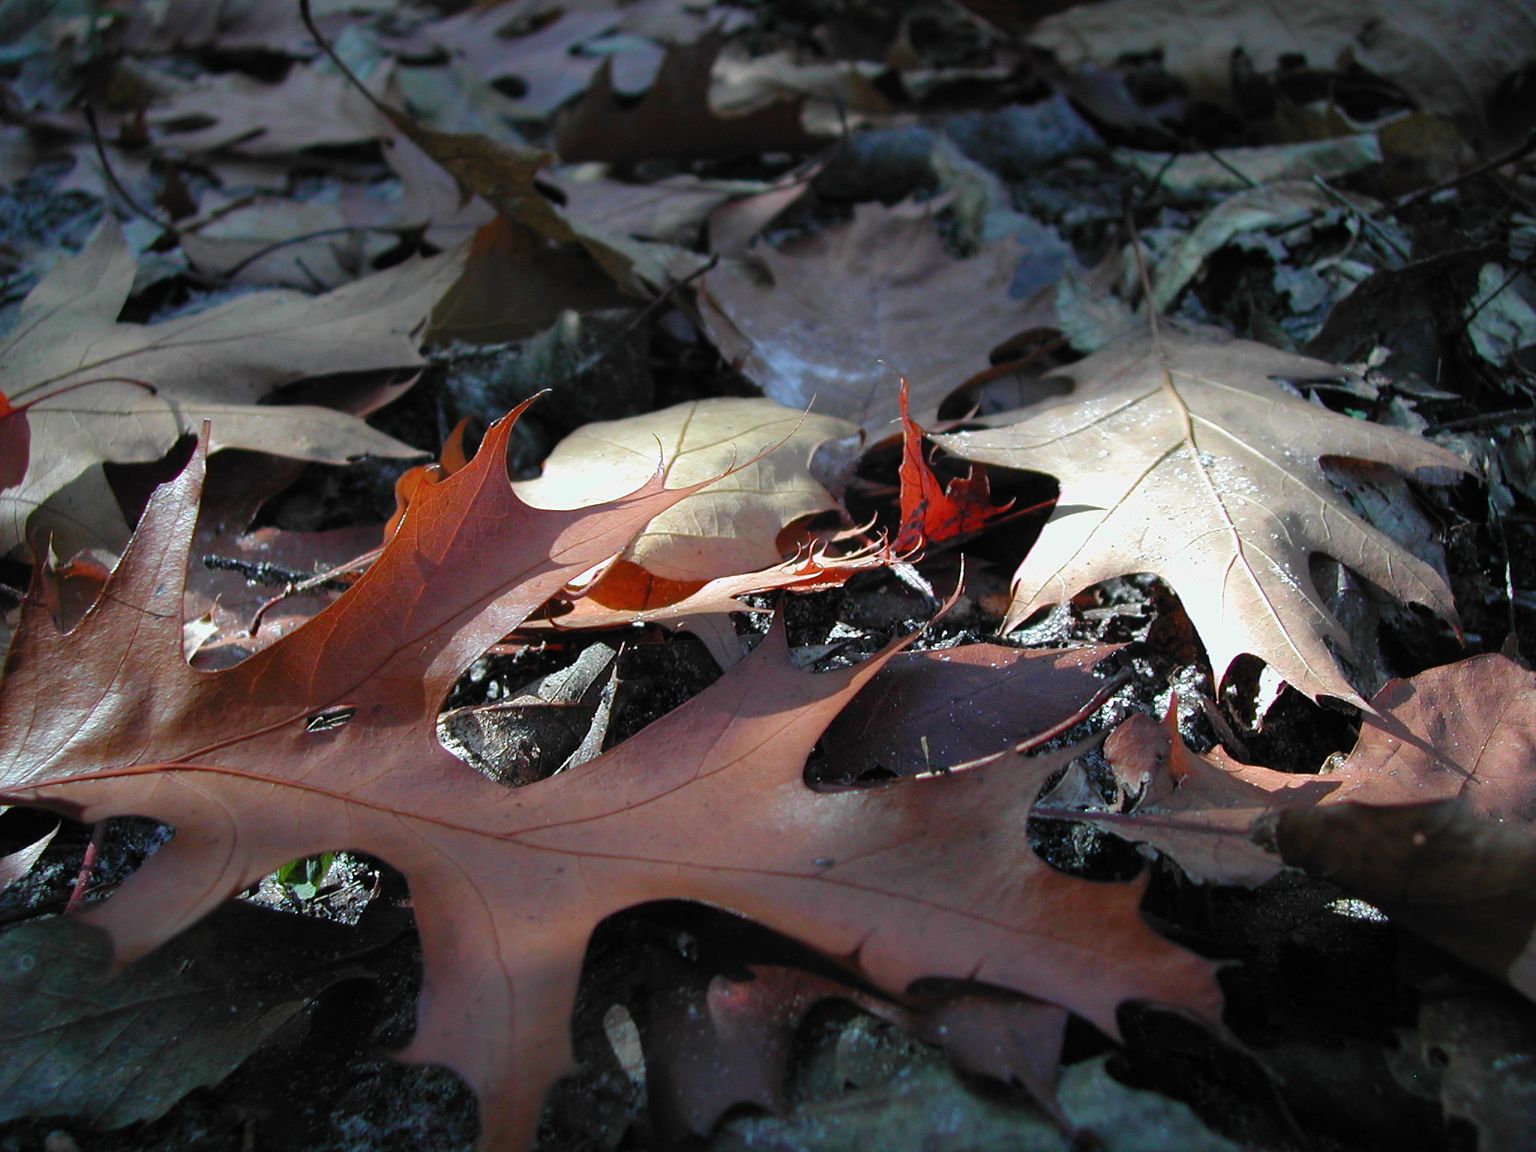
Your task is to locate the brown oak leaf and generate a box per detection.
[556,28,827,163]
[0,220,463,559]
[0,407,1221,1150]
[1040,653,1536,997]
[697,199,1035,432]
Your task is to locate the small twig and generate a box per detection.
[1453,251,1536,343]
[299,0,403,129]
[1125,208,1162,333]
[1392,127,1536,214]
[213,224,403,281]
[201,553,349,590]
[570,254,720,377]
[83,104,176,237]
[1132,150,1182,210]
[1310,176,1411,265]
[63,823,106,914]
[1428,407,1536,434]
[934,669,1132,776]
[1201,147,1259,190]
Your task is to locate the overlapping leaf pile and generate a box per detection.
[2,0,1535,1149]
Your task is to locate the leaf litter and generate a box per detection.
[0,1,1535,1150]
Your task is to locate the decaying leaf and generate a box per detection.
[515,397,855,583]
[0,904,373,1128]
[936,319,1468,704]
[0,220,463,559]
[1276,653,1536,998]
[720,1053,1245,1152]
[821,644,1121,779]
[1030,0,1536,127]
[556,28,827,163]
[146,61,393,155]
[639,959,1069,1140]
[697,199,1033,431]
[1035,705,1336,886]
[1279,800,1536,1001]
[424,2,623,120]
[1042,653,1536,999]
[0,406,1221,1150]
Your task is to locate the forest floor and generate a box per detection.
[2,2,1536,1151]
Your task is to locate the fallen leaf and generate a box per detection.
[718,1053,1244,1152]
[119,0,372,55]
[1279,800,1536,999]
[1149,181,1343,310]
[0,407,1221,1150]
[515,397,856,583]
[820,644,1121,779]
[1414,983,1536,1152]
[1041,653,1536,997]
[697,199,1034,431]
[299,5,659,297]
[0,904,376,1127]
[1325,653,1536,816]
[935,319,1468,704]
[1114,137,1383,197]
[178,197,397,289]
[426,215,634,344]
[437,642,616,786]
[893,376,1012,552]
[1030,0,1536,128]
[0,399,26,489]
[556,28,827,163]
[642,961,892,1139]
[1034,705,1337,886]
[425,2,623,120]
[0,815,55,893]
[542,167,769,249]
[641,959,1068,1141]
[0,220,462,558]
[526,546,893,668]
[147,62,393,155]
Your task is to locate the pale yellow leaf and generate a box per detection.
[515,398,855,582]
[936,320,1468,705]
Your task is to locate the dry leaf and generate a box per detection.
[697,200,1032,432]
[147,63,393,154]
[0,905,369,1127]
[515,397,855,582]
[556,28,827,163]
[935,320,1467,704]
[524,547,892,668]
[425,2,623,119]
[1042,653,1536,997]
[820,644,1121,778]
[1031,0,1536,127]
[0,220,461,559]
[0,413,1221,1149]
[893,376,1012,552]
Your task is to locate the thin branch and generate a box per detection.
[1392,128,1536,214]
[1310,176,1411,265]
[84,104,176,237]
